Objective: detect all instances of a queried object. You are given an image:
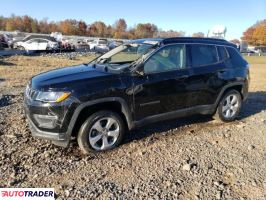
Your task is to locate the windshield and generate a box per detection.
[94,42,155,67]
[99,40,107,44]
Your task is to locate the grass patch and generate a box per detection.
[244,56,266,64]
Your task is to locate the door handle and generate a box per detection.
[217,69,228,73]
[176,75,189,80]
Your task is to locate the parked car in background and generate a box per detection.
[16,38,59,51]
[60,38,72,50]
[74,40,90,50]
[89,38,109,53]
[109,40,123,50]
[0,34,9,48]
[24,37,249,153]
[13,35,57,49]
[240,49,255,54]
[8,31,26,48]
[85,39,94,45]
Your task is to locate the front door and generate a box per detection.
[132,44,191,121]
[26,39,39,50]
[38,39,48,50]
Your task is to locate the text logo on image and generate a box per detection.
[0,188,54,200]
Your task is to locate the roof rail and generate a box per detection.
[162,37,228,43]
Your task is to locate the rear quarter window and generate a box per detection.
[217,46,229,61]
[226,47,247,67]
[189,44,218,67]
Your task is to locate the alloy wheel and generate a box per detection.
[222,94,239,118]
[89,117,120,150]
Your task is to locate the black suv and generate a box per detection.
[24,37,249,153]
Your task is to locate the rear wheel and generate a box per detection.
[77,110,125,153]
[214,89,242,122]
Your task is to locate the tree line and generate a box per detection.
[242,19,266,46]
[0,15,189,39]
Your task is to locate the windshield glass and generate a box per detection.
[94,43,155,67]
[99,40,107,44]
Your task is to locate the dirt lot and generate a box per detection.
[0,55,265,199]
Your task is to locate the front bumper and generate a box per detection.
[24,92,78,147]
[25,109,70,148]
[26,115,67,141]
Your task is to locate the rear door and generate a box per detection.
[185,44,226,107]
[26,39,39,50]
[38,39,48,50]
[133,44,191,120]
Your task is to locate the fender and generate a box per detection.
[214,81,245,107]
[66,97,134,138]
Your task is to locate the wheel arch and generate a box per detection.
[215,82,245,107]
[67,97,133,138]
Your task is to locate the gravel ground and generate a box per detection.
[40,51,98,60]
[0,56,265,199]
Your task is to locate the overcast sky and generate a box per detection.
[1,0,266,40]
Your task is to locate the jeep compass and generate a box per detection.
[24,37,249,153]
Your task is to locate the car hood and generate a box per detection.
[31,64,115,90]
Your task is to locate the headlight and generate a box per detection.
[35,91,71,103]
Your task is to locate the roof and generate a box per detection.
[131,37,236,48]
[161,37,236,47]
[131,38,163,44]
[22,35,57,42]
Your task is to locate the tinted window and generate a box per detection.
[28,39,38,43]
[217,46,229,61]
[38,39,48,43]
[190,45,218,67]
[99,41,107,45]
[226,47,247,67]
[144,44,186,73]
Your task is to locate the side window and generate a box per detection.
[144,44,186,73]
[217,46,229,61]
[190,44,218,67]
[27,39,38,43]
[226,47,247,67]
[38,39,48,43]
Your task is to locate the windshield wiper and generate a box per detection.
[91,58,108,68]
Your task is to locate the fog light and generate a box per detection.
[33,114,58,129]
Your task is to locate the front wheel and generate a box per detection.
[214,89,242,122]
[77,110,125,153]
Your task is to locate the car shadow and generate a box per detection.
[240,91,266,119]
[124,115,211,144]
[123,91,266,144]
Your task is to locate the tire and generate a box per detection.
[77,110,125,154]
[214,89,242,122]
